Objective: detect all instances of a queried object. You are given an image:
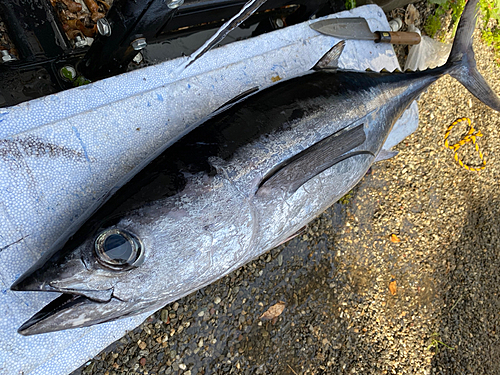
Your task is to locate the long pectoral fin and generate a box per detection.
[256,124,366,197]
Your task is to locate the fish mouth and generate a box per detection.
[14,290,129,335]
[12,273,122,335]
[11,275,114,302]
[17,293,89,335]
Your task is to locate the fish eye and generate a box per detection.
[94,229,143,270]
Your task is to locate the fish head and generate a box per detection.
[11,216,164,335]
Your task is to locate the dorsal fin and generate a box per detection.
[256,123,367,197]
[312,40,345,71]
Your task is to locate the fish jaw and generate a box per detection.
[10,236,141,334]
[10,239,115,301]
[16,293,136,335]
[11,253,144,335]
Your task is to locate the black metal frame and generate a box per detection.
[0,0,342,107]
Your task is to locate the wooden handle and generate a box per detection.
[376,31,421,45]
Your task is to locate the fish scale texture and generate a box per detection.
[0,5,417,375]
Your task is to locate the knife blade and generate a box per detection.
[310,18,421,45]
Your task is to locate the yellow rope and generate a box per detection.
[444,117,486,172]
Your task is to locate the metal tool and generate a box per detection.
[310,17,421,45]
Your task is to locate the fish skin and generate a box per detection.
[11,0,500,335]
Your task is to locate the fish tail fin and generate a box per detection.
[446,0,500,111]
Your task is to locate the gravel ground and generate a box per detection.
[72,6,500,375]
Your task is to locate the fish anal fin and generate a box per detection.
[276,226,306,246]
[312,41,346,71]
[256,123,366,197]
[374,149,399,163]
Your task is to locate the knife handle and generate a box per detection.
[375,31,421,45]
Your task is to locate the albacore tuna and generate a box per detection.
[12,0,500,335]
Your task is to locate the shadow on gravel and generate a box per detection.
[147,200,355,375]
[432,195,500,374]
